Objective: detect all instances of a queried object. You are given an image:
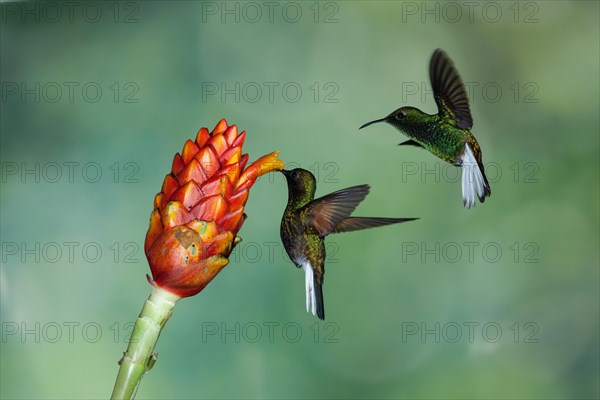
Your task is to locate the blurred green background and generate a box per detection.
[1,1,598,399]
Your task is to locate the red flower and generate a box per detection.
[144,119,284,298]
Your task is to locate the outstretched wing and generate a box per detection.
[429,48,473,130]
[304,185,370,236]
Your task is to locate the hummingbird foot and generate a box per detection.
[460,143,491,208]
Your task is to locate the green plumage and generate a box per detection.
[280,169,417,319]
[392,110,468,164]
[360,48,491,207]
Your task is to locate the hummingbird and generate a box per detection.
[280,168,417,320]
[360,48,491,208]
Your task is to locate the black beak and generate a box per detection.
[281,169,291,176]
[359,117,387,130]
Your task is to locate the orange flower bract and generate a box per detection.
[144,119,284,298]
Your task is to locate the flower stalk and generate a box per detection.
[111,287,180,400]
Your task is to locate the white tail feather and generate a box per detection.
[461,143,487,209]
[302,262,316,316]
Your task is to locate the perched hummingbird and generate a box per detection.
[280,168,417,320]
[360,48,491,208]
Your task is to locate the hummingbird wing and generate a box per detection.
[398,139,425,148]
[429,48,473,130]
[305,184,370,236]
[330,217,418,234]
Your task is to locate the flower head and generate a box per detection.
[144,119,284,298]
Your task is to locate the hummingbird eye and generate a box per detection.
[395,111,405,120]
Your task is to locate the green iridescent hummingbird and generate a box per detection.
[360,48,491,208]
[280,168,417,320]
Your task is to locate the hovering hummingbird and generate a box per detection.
[280,168,417,320]
[360,48,491,208]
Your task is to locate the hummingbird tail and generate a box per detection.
[314,279,325,320]
[461,143,491,208]
[302,262,325,320]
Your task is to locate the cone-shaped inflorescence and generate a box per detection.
[145,118,285,298]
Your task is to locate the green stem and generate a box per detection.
[111,286,180,400]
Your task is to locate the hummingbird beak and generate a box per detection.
[359,117,387,130]
[281,169,291,177]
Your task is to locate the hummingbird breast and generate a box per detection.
[403,118,467,164]
[280,208,325,269]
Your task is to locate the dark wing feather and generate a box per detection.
[305,185,370,236]
[330,217,418,234]
[429,48,473,130]
[398,139,425,148]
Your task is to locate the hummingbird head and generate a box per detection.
[281,168,316,207]
[360,106,427,132]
